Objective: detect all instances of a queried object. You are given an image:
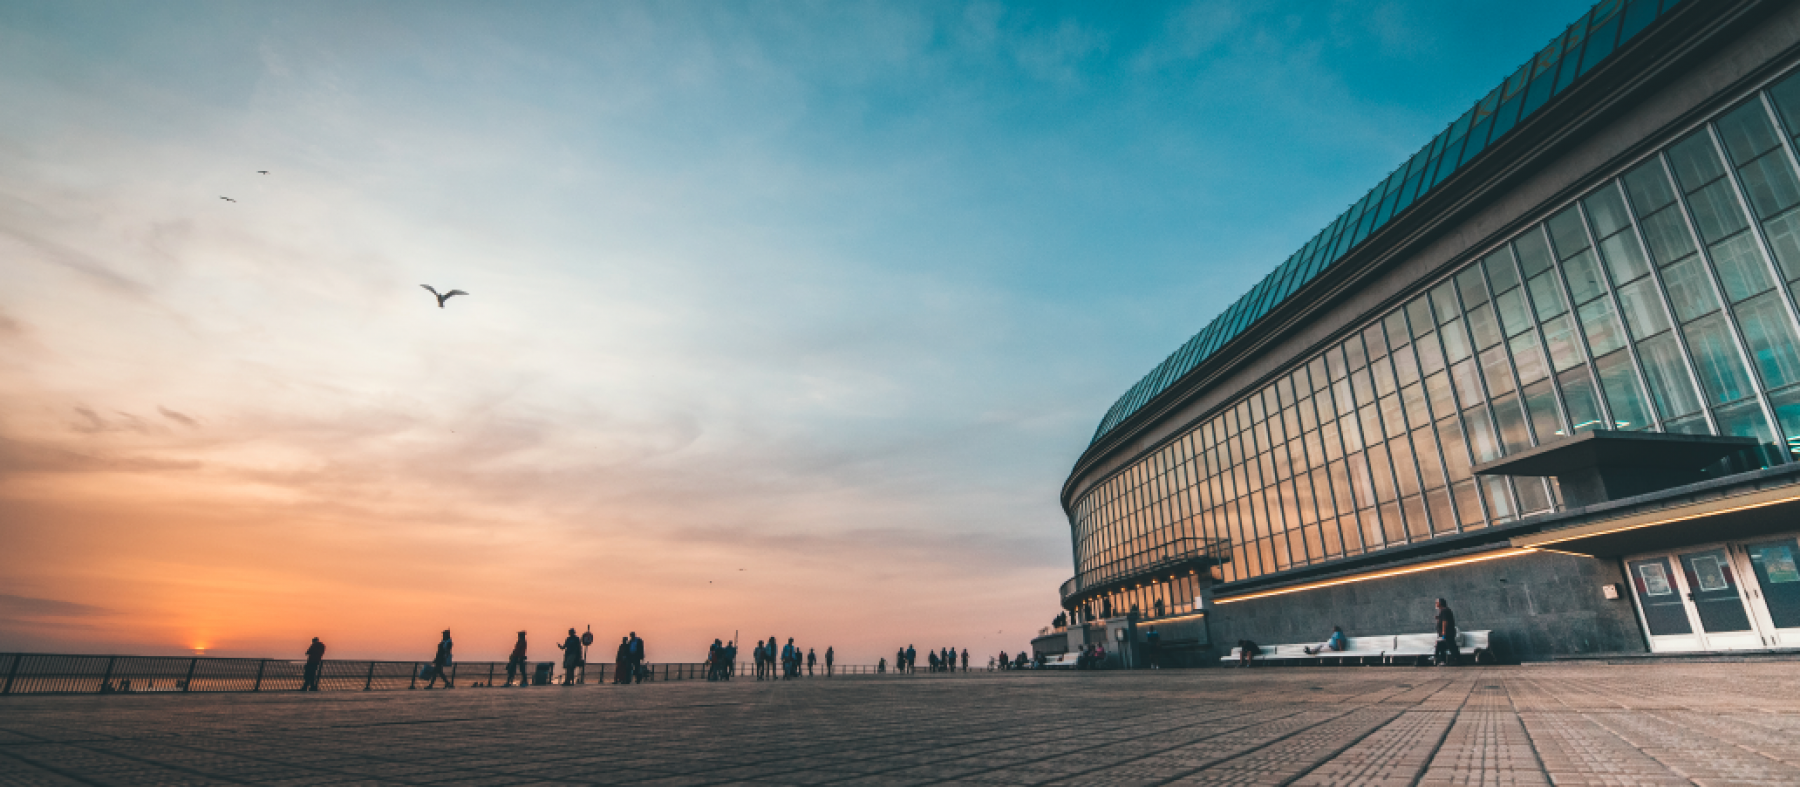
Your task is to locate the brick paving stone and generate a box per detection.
[5,664,1800,784]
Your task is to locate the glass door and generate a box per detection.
[1742,538,1800,647]
[1627,556,1701,651]
[1676,548,1763,650]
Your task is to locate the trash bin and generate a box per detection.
[533,663,553,686]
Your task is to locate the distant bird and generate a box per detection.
[420,284,468,308]
[256,170,268,175]
[219,196,236,203]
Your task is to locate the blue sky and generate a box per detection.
[0,0,1594,659]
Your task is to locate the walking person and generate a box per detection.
[960,648,969,672]
[301,637,325,692]
[724,640,738,680]
[806,648,816,676]
[825,646,834,677]
[781,638,797,679]
[558,628,584,685]
[1433,599,1460,666]
[754,640,767,680]
[423,630,455,688]
[707,639,725,681]
[896,647,906,675]
[505,631,529,687]
[905,644,916,674]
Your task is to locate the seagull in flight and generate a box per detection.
[420,284,468,308]
[256,170,268,175]
[219,196,236,203]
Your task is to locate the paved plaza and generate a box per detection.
[4,663,1800,785]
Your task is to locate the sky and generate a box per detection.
[0,0,1595,663]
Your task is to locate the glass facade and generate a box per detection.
[1068,70,1800,621]
[1091,0,1685,449]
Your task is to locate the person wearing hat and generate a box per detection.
[505,632,529,687]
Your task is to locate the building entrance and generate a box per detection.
[1626,534,1800,652]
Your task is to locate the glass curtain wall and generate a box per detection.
[1070,69,1800,603]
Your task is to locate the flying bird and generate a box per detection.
[219,196,236,203]
[420,284,468,308]
[256,170,268,175]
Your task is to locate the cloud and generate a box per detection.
[0,594,109,618]
[158,406,199,428]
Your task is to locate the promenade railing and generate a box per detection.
[0,654,985,695]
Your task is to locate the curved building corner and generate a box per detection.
[1053,0,1800,665]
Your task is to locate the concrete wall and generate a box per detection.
[1205,551,1645,662]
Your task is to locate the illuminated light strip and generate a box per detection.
[1212,548,1533,605]
[1512,486,1800,549]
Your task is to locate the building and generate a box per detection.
[1056,0,1800,663]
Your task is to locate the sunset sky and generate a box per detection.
[0,1,1592,663]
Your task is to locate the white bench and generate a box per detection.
[1220,631,1492,666]
[1042,653,1081,669]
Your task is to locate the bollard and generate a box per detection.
[252,660,265,692]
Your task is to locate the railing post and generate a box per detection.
[252,660,266,692]
[487,662,495,687]
[182,658,198,692]
[450,662,458,686]
[2,654,18,696]
[364,661,376,691]
[100,656,116,694]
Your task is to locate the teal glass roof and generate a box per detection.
[1089,0,1677,448]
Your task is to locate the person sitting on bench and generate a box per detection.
[1303,626,1347,655]
[1236,639,1261,667]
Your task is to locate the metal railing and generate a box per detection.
[1061,536,1230,604]
[0,654,975,695]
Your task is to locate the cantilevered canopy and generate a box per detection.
[1473,430,1759,507]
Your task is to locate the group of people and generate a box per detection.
[1235,599,1462,667]
[750,637,832,678]
[704,639,738,680]
[885,645,967,674]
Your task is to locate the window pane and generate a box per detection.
[1416,332,1446,374]
[1668,132,1726,192]
[1763,207,1800,281]
[1389,434,1422,498]
[1542,313,1585,371]
[1404,495,1434,539]
[1467,302,1503,348]
[1367,443,1396,503]
[1515,231,1555,276]
[1454,480,1486,528]
[1426,487,1457,535]
[1485,249,1521,293]
[1393,342,1421,386]
[1402,383,1430,428]
[1616,277,1672,337]
[1713,397,1775,448]
[1492,393,1532,452]
[1662,257,1722,321]
[1563,249,1606,303]
[1559,367,1605,432]
[1456,267,1489,307]
[1510,331,1550,383]
[1636,333,1704,419]
[1426,371,1456,420]
[1441,318,1472,363]
[1595,351,1653,430]
[1578,298,1627,356]
[1482,476,1519,522]
[1529,273,1568,320]
[1735,152,1800,219]
[1734,291,1800,388]
[1623,159,1677,214]
[1480,345,1515,396]
[1451,359,1484,406]
[1683,312,1756,405]
[1522,378,1564,440]
[1549,207,1591,258]
[1584,186,1632,237]
[1767,383,1800,461]
[1599,231,1651,284]
[1463,405,1502,463]
[1496,288,1533,335]
[1687,180,1751,243]
[1414,427,1449,489]
[1716,100,1783,163]
[1381,393,1407,438]
[1638,207,1697,265]
[1436,419,1472,481]
[1709,233,1775,302]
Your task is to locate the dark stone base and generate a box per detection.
[1205,551,1645,662]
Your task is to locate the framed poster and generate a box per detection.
[1637,562,1673,596]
